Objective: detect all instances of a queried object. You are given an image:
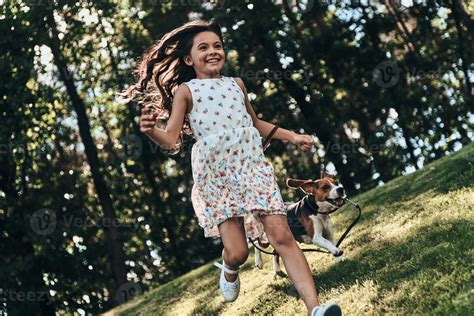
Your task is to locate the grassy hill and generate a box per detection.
[104,143,474,316]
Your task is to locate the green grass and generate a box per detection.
[104,143,474,316]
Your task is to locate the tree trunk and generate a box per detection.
[45,10,127,303]
[366,4,423,167]
[385,0,419,56]
[450,0,473,102]
[100,28,188,272]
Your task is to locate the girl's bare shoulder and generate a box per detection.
[174,83,192,100]
[232,77,247,94]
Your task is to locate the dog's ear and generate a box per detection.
[286,178,309,189]
[313,179,321,189]
[321,171,333,179]
[286,178,316,194]
[321,171,338,180]
[300,181,317,194]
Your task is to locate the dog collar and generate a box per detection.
[304,195,319,214]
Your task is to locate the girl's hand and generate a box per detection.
[140,107,158,135]
[292,133,314,152]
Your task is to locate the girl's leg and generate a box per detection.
[260,214,319,313]
[217,216,249,282]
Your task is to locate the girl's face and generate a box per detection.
[185,31,225,79]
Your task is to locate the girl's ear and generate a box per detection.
[184,55,193,66]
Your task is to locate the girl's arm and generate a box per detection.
[140,84,191,149]
[234,77,307,145]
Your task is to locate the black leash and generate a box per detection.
[335,198,361,247]
[248,198,361,256]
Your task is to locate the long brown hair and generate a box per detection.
[121,20,224,155]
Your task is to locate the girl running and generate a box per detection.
[123,20,341,316]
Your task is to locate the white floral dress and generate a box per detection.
[183,76,286,242]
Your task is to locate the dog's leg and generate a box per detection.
[310,215,340,255]
[301,235,313,244]
[254,247,263,269]
[254,238,264,269]
[272,252,281,273]
[325,217,344,261]
[325,217,336,245]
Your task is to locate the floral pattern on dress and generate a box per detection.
[183,76,286,242]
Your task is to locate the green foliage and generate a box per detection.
[1,0,472,314]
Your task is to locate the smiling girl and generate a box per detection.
[122,20,341,316]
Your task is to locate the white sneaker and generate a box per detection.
[311,302,342,316]
[213,260,240,302]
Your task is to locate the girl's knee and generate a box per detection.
[225,247,249,266]
[268,227,295,249]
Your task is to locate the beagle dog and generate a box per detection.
[254,174,347,272]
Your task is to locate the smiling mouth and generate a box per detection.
[206,58,220,64]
